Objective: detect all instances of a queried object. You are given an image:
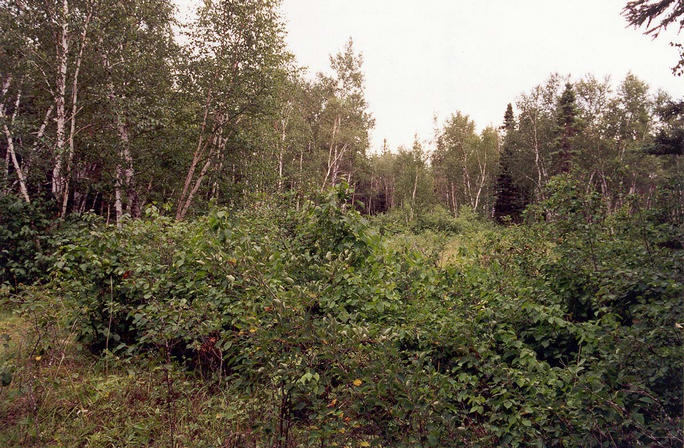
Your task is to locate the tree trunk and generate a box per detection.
[1,76,12,191]
[178,132,228,220]
[276,110,289,193]
[531,112,546,201]
[410,170,419,220]
[322,115,339,190]
[1,89,30,203]
[100,43,139,223]
[52,0,69,199]
[474,149,488,211]
[177,90,214,219]
[61,7,92,217]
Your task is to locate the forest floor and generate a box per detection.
[0,309,265,447]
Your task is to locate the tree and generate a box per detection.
[73,0,178,222]
[494,104,525,222]
[623,0,684,75]
[432,112,498,215]
[0,0,95,204]
[0,0,181,222]
[175,0,289,220]
[515,74,566,200]
[573,75,617,198]
[394,137,432,220]
[365,140,396,214]
[319,38,374,192]
[554,83,580,174]
[623,0,683,36]
[650,99,683,155]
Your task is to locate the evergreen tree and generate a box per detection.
[494,104,525,222]
[503,102,515,130]
[623,0,684,75]
[554,83,579,174]
[649,100,683,156]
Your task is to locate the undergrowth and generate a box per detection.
[0,181,682,447]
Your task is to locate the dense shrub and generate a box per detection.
[372,204,489,236]
[0,195,59,290]
[23,183,683,446]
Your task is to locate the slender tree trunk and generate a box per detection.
[178,132,227,220]
[276,110,289,192]
[1,76,12,190]
[368,174,374,214]
[114,163,123,225]
[3,146,9,190]
[277,117,286,192]
[296,142,306,210]
[322,115,339,190]
[118,120,138,216]
[473,156,484,211]
[600,171,611,211]
[331,144,339,187]
[332,143,349,188]
[531,113,546,201]
[1,89,30,202]
[179,147,215,219]
[391,175,396,209]
[100,44,139,223]
[474,177,484,210]
[462,165,471,207]
[460,149,473,207]
[586,171,596,195]
[61,7,92,217]
[177,90,214,219]
[52,0,69,199]
[410,169,419,220]
[78,193,86,213]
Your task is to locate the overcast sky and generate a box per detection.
[176,0,682,152]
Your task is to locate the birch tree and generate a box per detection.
[319,39,374,192]
[88,0,177,223]
[175,0,288,220]
[432,112,499,215]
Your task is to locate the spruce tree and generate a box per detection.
[503,102,515,130]
[494,104,525,222]
[649,100,684,155]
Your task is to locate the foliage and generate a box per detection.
[1,183,679,447]
[0,195,58,289]
[432,113,500,216]
[622,0,683,74]
[494,103,527,222]
[1,1,682,444]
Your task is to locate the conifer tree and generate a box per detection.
[554,83,579,174]
[494,104,525,222]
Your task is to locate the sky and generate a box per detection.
[176,0,682,153]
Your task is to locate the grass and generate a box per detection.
[0,306,270,448]
[0,303,369,447]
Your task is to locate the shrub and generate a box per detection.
[20,182,682,446]
[0,195,59,290]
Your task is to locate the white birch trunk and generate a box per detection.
[1,89,30,202]
[52,0,69,198]
[61,7,92,216]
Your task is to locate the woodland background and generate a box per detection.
[0,1,682,447]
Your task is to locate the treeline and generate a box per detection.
[1,0,682,223]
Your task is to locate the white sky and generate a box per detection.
[176,0,683,152]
